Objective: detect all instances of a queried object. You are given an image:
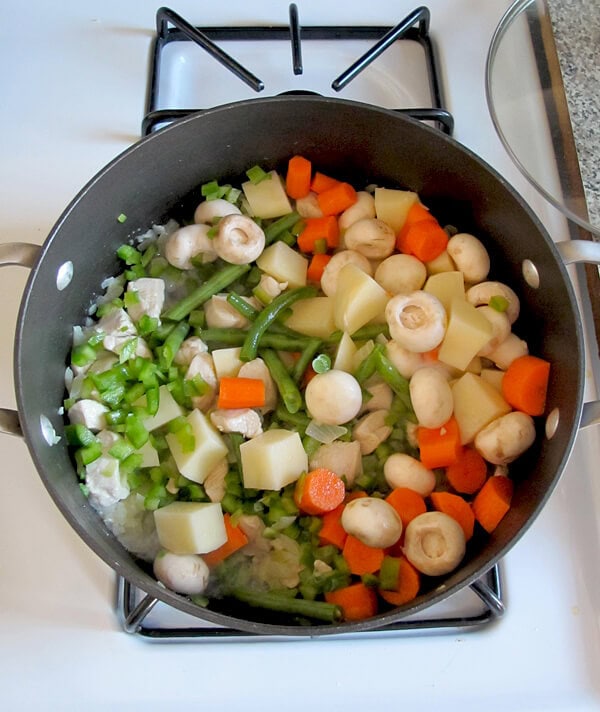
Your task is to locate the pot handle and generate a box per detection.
[0,242,41,437]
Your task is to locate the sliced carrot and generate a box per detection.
[395,202,448,261]
[307,253,332,283]
[417,415,462,470]
[385,487,427,529]
[342,534,385,575]
[325,582,378,621]
[310,171,340,194]
[294,468,346,516]
[217,377,265,409]
[203,513,249,567]
[445,447,488,495]
[318,503,348,549]
[285,155,312,199]
[316,182,358,216]
[378,556,421,607]
[501,354,551,416]
[297,216,340,253]
[472,475,514,533]
[430,491,475,540]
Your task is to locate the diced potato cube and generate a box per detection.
[154,501,227,554]
[480,367,505,392]
[240,429,308,490]
[333,263,389,334]
[424,271,465,313]
[438,298,493,371]
[374,187,418,233]
[166,409,229,484]
[257,241,308,288]
[333,331,358,373]
[425,250,456,275]
[284,297,335,338]
[212,347,243,379]
[242,171,292,219]
[139,384,183,431]
[452,372,512,444]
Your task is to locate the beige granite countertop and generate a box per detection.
[547,0,600,232]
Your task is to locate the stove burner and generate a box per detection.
[142,4,454,136]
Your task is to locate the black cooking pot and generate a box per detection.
[2,97,596,635]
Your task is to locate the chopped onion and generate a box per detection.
[305,419,348,444]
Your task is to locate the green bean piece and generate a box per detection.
[260,348,303,414]
[227,292,259,321]
[230,588,343,623]
[325,323,390,345]
[158,321,190,370]
[354,343,384,384]
[374,349,412,410]
[264,211,301,245]
[291,338,322,383]
[162,263,251,321]
[240,286,317,361]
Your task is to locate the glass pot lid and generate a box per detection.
[486,0,600,236]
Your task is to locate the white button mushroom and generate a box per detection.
[486,332,529,370]
[338,191,376,231]
[446,233,491,284]
[341,496,403,548]
[385,291,447,353]
[385,341,427,379]
[213,214,265,265]
[474,411,536,465]
[403,511,466,576]
[153,550,210,595]
[343,218,396,260]
[320,249,373,297]
[466,281,520,324]
[374,253,427,295]
[352,409,393,455]
[165,224,218,269]
[383,452,436,496]
[304,369,362,425]
[194,197,241,225]
[409,366,454,429]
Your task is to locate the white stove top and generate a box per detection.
[1,1,600,709]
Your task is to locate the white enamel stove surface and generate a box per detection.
[1,1,600,710]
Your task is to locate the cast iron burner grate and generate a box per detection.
[142,4,454,136]
[123,4,505,641]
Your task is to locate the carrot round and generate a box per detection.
[342,534,385,575]
[430,491,475,540]
[316,181,358,216]
[318,503,348,549]
[202,514,249,567]
[445,446,488,494]
[417,415,462,469]
[378,556,420,607]
[395,202,448,261]
[501,354,551,416]
[217,377,266,409]
[310,171,340,194]
[325,582,378,621]
[385,487,427,529]
[472,475,514,533]
[297,216,340,253]
[307,253,332,283]
[293,468,346,516]
[285,155,312,199]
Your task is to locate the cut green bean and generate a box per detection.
[158,321,190,370]
[230,588,343,623]
[260,348,303,414]
[374,348,412,410]
[291,337,322,383]
[354,343,384,384]
[240,286,317,362]
[162,263,251,321]
[325,323,390,345]
[264,211,301,244]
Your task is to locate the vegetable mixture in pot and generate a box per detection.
[63,156,551,623]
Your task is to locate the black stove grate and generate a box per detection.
[142,4,454,136]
